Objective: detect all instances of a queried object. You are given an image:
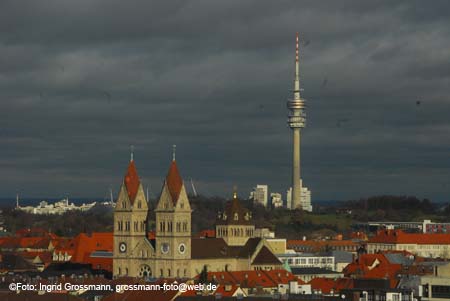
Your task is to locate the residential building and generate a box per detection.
[286,179,312,212]
[367,229,450,259]
[249,185,268,207]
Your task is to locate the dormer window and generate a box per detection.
[244,212,250,221]
[223,214,227,221]
[234,213,239,221]
[137,201,142,209]
[180,202,184,209]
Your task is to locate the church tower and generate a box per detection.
[113,153,152,277]
[216,192,255,246]
[155,150,192,278]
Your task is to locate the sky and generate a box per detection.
[1,1,449,202]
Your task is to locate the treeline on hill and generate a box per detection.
[2,205,114,237]
[342,195,449,222]
[2,195,449,239]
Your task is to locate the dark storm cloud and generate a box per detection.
[1,0,449,201]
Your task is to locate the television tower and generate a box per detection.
[287,32,306,209]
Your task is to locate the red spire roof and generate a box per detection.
[166,160,183,203]
[124,160,140,204]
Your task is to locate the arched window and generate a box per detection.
[160,269,164,277]
[137,200,142,209]
[168,269,171,277]
[139,265,152,278]
[234,213,238,221]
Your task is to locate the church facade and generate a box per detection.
[113,157,282,278]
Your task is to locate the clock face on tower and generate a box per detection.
[161,243,170,254]
[119,242,127,253]
[178,243,186,254]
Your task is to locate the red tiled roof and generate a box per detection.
[264,269,304,284]
[70,232,113,267]
[214,284,241,297]
[124,160,140,204]
[166,160,183,203]
[204,269,298,288]
[343,253,402,287]
[309,277,354,294]
[369,229,450,244]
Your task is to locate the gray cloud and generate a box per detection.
[1,0,449,202]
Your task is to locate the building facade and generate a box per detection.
[367,229,450,259]
[249,185,268,207]
[113,157,282,278]
[286,179,312,212]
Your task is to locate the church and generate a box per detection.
[113,154,282,278]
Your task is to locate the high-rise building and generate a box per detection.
[287,33,307,210]
[286,179,312,212]
[249,184,268,207]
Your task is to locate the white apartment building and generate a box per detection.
[249,184,268,207]
[286,179,312,212]
[278,252,335,271]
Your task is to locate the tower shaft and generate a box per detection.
[292,128,301,209]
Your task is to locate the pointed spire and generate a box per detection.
[294,32,301,100]
[124,159,140,204]
[166,160,183,203]
[172,144,176,161]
